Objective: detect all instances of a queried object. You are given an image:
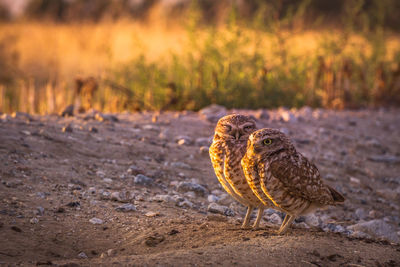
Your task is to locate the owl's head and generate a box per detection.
[247,128,295,157]
[214,114,257,142]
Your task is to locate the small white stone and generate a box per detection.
[78,252,88,259]
[349,177,360,185]
[103,178,113,183]
[207,194,219,203]
[30,217,39,224]
[89,217,104,225]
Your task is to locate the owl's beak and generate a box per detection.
[235,131,240,140]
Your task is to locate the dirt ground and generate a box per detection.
[0,107,399,266]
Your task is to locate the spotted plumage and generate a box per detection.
[209,114,274,228]
[241,128,345,234]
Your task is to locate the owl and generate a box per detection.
[241,128,344,234]
[209,114,274,228]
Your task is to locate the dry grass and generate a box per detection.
[0,19,399,113]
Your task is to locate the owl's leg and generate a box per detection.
[280,214,291,229]
[241,206,254,228]
[277,215,295,234]
[252,207,265,229]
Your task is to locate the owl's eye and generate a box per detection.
[263,138,272,145]
[222,124,231,131]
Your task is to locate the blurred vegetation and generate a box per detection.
[0,0,400,113]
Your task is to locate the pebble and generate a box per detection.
[176,182,207,197]
[347,219,400,243]
[265,213,282,225]
[207,194,219,203]
[103,178,113,183]
[111,191,133,203]
[30,217,39,224]
[134,174,154,185]
[78,252,88,259]
[176,135,193,145]
[62,124,73,133]
[115,203,137,212]
[95,113,119,122]
[198,104,227,123]
[142,125,160,132]
[207,203,234,216]
[322,223,346,233]
[89,217,104,225]
[304,214,320,227]
[126,165,142,175]
[195,137,212,147]
[152,194,174,203]
[368,155,400,164]
[199,146,209,154]
[107,249,116,257]
[36,206,45,216]
[349,177,361,185]
[88,187,96,194]
[145,211,159,217]
[279,110,297,123]
[355,208,368,220]
[177,199,194,209]
[170,162,192,170]
[100,191,111,200]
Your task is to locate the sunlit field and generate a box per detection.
[1,5,400,113]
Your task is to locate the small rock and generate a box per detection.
[279,110,297,123]
[198,104,227,123]
[199,146,209,154]
[207,194,219,203]
[89,126,98,133]
[89,218,104,225]
[347,219,400,243]
[100,191,111,200]
[78,252,88,259]
[103,178,113,183]
[134,174,154,185]
[195,137,212,147]
[60,105,74,117]
[62,124,73,133]
[142,125,160,131]
[95,113,119,122]
[254,109,270,120]
[145,233,165,247]
[266,213,282,225]
[145,211,159,217]
[107,249,116,257]
[30,217,39,224]
[304,214,320,227]
[322,223,345,233]
[177,199,194,209]
[207,203,233,216]
[170,162,192,170]
[293,222,310,229]
[176,182,207,197]
[355,208,368,220]
[126,165,142,175]
[115,203,137,212]
[11,226,22,232]
[368,155,400,164]
[36,206,45,216]
[349,176,361,185]
[176,135,193,146]
[207,214,228,222]
[88,187,96,194]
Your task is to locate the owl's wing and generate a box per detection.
[209,141,243,203]
[269,154,334,204]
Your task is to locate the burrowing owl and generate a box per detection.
[241,128,344,234]
[209,114,274,228]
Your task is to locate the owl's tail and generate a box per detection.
[328,185,345,203]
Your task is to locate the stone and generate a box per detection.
[279,110,297,123]
[30,217,39,224]
[347,219,400,243]
[134,174,154,185]
[207,203,234,216]
[207,194,219,203]
[62,124,73,133]
[170,162,192,170]
[322,223,346,233]
[176,182,207,197]
[177,199,194,209]
[144,233,165,247]
[95,113,119,122]
[60,105,74,117]
[100,191,111,200]
[198,104,227,123]
[115,203,137,212]
[175,135,193,145]
[266,213,282,225]
[152,194,174,203]
[195,137,212,147]
[368,155,400,164]
[199,146,209,154]
[254,109,270,120]
[304,214,320,227]
[142,125,160,131]
[89,217,104,225]
[36,206,45,216]
[78,252,88,259]
[103,178,113,183]
[349,177,361,185]
[355,208,368,220]
[126,165,142,175]
[145,211,159,217]
[111,191,133,203]
[107,249,116,257]
[88,187,96,194]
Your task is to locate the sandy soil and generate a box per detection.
[0,107,399,266]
